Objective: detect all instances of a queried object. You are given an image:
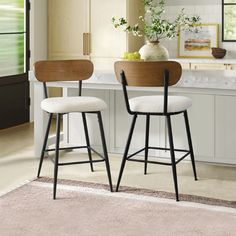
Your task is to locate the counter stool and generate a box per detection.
[114,61,197,201]
[34,60,113,199]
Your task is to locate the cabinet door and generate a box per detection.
[160,93,215,161]
[215,96,236,164]
[191,63,226,71]
[66,88,110,151]
[90,0,127,70]
[48,0,89,60]
[114,91,161,156]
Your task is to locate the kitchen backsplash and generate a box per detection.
[160,4,236,58]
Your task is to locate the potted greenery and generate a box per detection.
[112,0,200,60]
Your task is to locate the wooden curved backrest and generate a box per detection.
[114,61,182,87]
[34,60,93,82]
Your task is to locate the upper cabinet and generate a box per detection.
[48,0,144,70]
[48,0,89,60]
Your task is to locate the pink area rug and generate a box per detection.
[0,178,235,236]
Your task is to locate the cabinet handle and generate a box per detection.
[87,33,91,55]
[83,33,88,55]
[83,33,86,55]
[83,33,91,56]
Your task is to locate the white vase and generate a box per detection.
[139,41,169,61]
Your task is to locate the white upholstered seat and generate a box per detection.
[129,95,192,113]
[41,96,107,113]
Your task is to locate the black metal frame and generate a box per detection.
[37,81,113,199]
[116,70,197,201]
[222,0,236,42]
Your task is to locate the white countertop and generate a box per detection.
[29,57,236,90]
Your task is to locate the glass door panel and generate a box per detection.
[0,34,25,76]
[0,0,26,76]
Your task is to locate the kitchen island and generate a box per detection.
[30,58,236,165]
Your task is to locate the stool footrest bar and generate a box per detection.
[126,150,190,165]
[58,159,105,166]
[128,158,172,166]
[175,152,190,164]
[45,146,105,160]
[46,146,106,166]
[46,146,88,152]
[89,147,105,160]
[127,148,146,159]
[148,146,189,153]
[126,147,190,161]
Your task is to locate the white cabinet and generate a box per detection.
[64,86,236,165]
[159,93,215,161]
[187,94,215,160]
[48,0,144,69]
[90,0,144,70]
[215,96,236,164]
[66,88,110,152]
[90,0,126,58]
[48,0,89,60]
[66,89,215,162]
[113,91,161,155]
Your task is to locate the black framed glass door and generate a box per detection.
[0,0,30,129]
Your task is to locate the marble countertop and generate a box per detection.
[29,57,236,90]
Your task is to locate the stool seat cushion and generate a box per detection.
[41,96,107,113]
[129,95,192,113]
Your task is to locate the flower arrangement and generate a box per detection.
[112,0,201,43]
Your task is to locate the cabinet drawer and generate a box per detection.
[180,63,190,70]
[227,64,236,70]
[191,63,226,70]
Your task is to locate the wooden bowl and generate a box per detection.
[211,47,227,59]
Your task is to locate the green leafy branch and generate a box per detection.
[112,0,201,42]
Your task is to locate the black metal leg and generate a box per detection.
[116,114,137,192]
[184,111,197,181]
[166,115,179,201]
[144,115,150,175]
[37,113,53,178]
[82,113,94,172]
[53,114,61,200]
[97,112,113,192]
